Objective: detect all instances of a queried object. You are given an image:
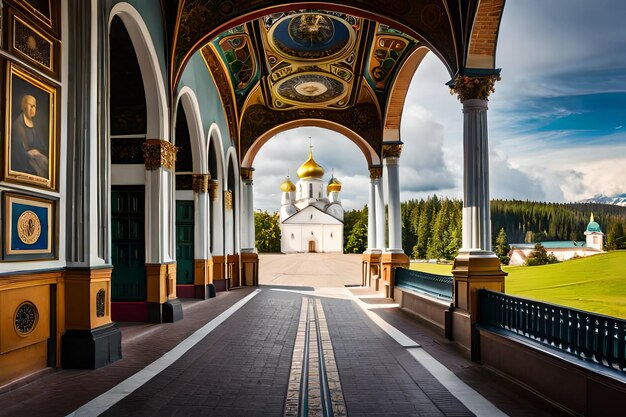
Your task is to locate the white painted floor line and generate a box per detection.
[352,296,509,417]
[407,348,508,417]
[67,289,262,417]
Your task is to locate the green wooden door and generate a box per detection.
[111,187,146,301]
[176,200,194,284]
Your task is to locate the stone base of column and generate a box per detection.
[194,259,216,299]
[240,252,259,286]
[381,252,409,298]
[146,263,183,323]
[211,256,227,292]
[451,250,506,360]
[361,250,382,288]
[227,254,240,288]
[61,323,121,369]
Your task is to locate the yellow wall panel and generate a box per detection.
[0,285,50,354]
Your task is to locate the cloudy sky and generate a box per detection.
[253,0,626,212]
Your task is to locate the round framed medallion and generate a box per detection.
[275,73,346,105]
[17,210,41,244]
[14,301,39,335]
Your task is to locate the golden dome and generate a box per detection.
[280,176,296,192]
[297,148,324,179]
[327,176,341,193]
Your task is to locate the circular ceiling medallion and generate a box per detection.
[15,301,38,335]
[17,210,41,245]
[276,73,345,104]
[269,13,354,60]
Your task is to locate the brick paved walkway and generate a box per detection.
[0,255,569,416]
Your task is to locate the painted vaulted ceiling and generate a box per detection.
[169,0,505,166]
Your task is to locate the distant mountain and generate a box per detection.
[579,194,626,207]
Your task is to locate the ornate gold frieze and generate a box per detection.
[369,166,383,179]
[192,173,211,193]
[209,180,220,201]
[240,167,254,181]
[382,143,403,158]
[449,74,501,101]
[224,190,233,210]
[142,139,178,171]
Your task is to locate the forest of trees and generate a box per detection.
[256,197,626,258]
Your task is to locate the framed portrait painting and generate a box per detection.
[3,192,56,260]
[4,62,57,189]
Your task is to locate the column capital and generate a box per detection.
[224,190,233,210]
[240,167,254,181]
[369,166,383,179]
[142,139,178,171]
[449,74,501,101]
[192,173,211,193]
[382,143,403,159]
[209,180,220,201]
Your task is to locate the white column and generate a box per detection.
[461,99,492,252]
[374,177,386,250]
[145,166,174,263]
[242,179,255,250]
[193,174,211,260]
[384,154,402,252]
[211,180,224,256]
[368,175,377,250]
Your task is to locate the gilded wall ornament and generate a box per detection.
[17,210,41,244]
[369,166,383,179]
[15,301,38,335]
[382,143,403,158]
[96,289,106,318]
[142,139,178,171]
[224,190,233,210]
[192,173,211,192]
[449,74,501,101]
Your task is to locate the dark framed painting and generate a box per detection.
[10,11,56,76]
[3,192,56,260]
[4,62,57,189]
[15,0,53,29]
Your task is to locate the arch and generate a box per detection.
[109,3,169,140]
[172,1,460,92]
[207,123,226,182]
[175,87,206,173]
[241,119,380,168]
[466,0,506,69]
[225,147,240,255]
[383,46,430,141]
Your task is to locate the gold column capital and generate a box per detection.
[449,74,501,101]
[209,180,219,201]
[224,190,233,210]
[142,139,178,171]
[192,173,211,193]
[240,167,254,181]
[382,143,403,158]
[369,166,383,179]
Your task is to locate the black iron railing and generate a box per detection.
[395,268,453,300]
[479,289,626,372]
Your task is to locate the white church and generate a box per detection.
[279,147,344,253]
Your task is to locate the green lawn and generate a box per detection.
[409,251,626,319]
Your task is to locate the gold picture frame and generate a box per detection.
[19,0,53,29]
[3,192,56,260]
[4,62,57,189]
[11,12,55,74]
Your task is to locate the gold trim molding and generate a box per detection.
[142,139,178,171]
[382,144,403,158]
[240,167,254,181]
[192,174,211,193]
[369,166,382,179]
[449,75,501,101]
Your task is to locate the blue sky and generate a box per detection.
[253,0,626,211]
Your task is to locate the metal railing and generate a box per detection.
[395,268,453,300]
[479,290,626,373]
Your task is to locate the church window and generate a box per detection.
[308,183,313,198]
[291,233,294,239]
[330,232,333,238]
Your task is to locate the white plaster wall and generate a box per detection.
[322,225,343,253]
